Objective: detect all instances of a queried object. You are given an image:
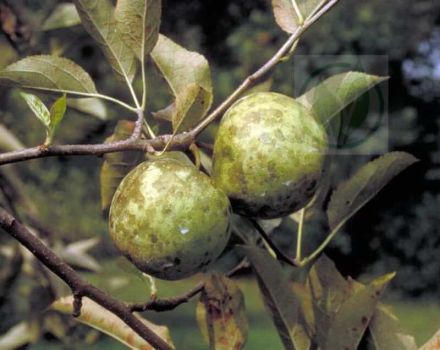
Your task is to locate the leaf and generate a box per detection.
[196,273,248,350]
[115,0,161,60]
[272,0,323,33]
[100,120,145,214]
[239,246,306,350]
[0,123,25,151]
[151,34,213,132]
[52,296,175,350]
[0,55,97,95]
[68,98,108,120]
[57,238,101,272]
[368,305,417,350]
[323,273,395,350]
[420,329,440,350]
[0,322,32,350]
[327,152,418,230]
[49,93,67,130]
[297,71,388,126]
[306,255,352,344]
[74,0,137,81]
[42,3,81,31]
[20,92,51,127]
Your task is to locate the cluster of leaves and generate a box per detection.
[0,0,439,350]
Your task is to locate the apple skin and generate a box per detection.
[109,158,231,280]
[212,92,328,219]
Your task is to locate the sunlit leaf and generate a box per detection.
[196,273,248,350]
[420,329,440,350]
[0,55,97,95]
[324,273,395,350]
[74,0,137,81]
[52,296,175,350]
[42,3,81,31]
[368,305,417,350]
[239,246,308,350]
[100,120,145,214]
[272,0,323,33]
[0,123,25,151]
[49,94,67,130]
[115,0,161,60]
[20,92,50,127]
[0,322,32,350]
[327,152,418,230]
[151,34,213,132]
[68,98,108,120]
[297,71,388,126]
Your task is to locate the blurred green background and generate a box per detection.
[0,0,439,348]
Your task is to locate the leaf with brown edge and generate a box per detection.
[74,0,137,81]
[238,245,308,350]
[100,121,145,214]
[323,273,395,350]
[115,0,161,60]
[52,296,175,350]
[196,273,248,350]
[151,34,213,132]
[306,254,352,346]
[327,152,418,230]
[368,304,417,350]
[0,55,96,96]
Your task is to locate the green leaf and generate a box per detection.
[42,3,81,31]
[272,0,322,33]
[52,296,175,350]
[50,94,67,130]
[115,0,161,60]
[324,273,395,350]
[327,152,418,230]
[100,121,145,214]
[420,329,440,350]
[196,273,248,350]
[68,98,108,120]
[239,246,307,350]
[297,71,388,126]
[306,255,352,345]
[0,123,25,151]
[151,34,213,132]
[20,92,51,128]
[368,305,417,350]
[74,0,137,81]
[0,55,97,95]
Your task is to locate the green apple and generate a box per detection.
[212,92,327,219]
[109,157,231,280]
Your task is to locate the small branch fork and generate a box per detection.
[0,0,339,167]
[0,207,173,350]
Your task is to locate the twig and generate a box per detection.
[0,207,173,350]
[0,0,339,168]
[189,0,340,136]
[0,132,194,166]
[249,219,299,267]
[129,259,250,313]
